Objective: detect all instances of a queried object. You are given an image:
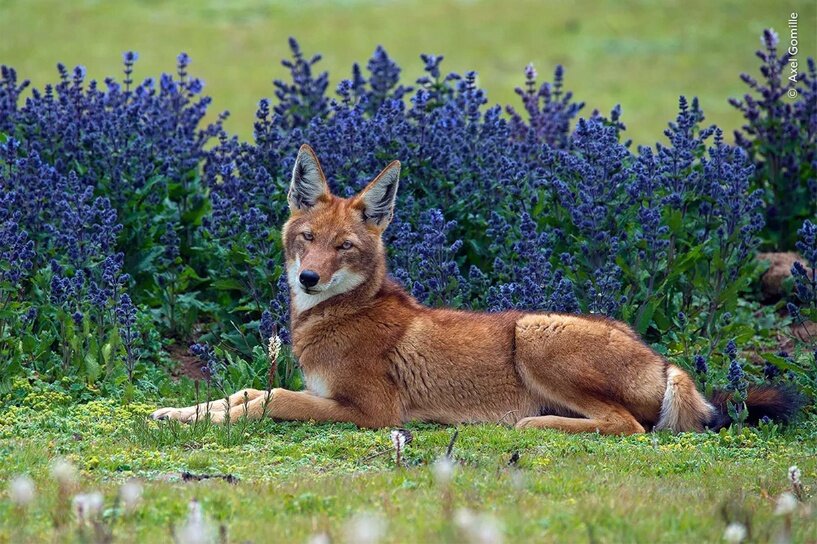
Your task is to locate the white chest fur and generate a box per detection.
[304,371,331,398]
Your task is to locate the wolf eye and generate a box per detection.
[302,232,314,241]
[339,240,353,250]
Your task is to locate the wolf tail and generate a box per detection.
[706,385,804,431]
[655,364,803,432]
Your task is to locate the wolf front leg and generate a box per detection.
[151,388,268,423]
[204,388,399,428]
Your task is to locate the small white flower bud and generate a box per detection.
[775,491,798,516]
[455,508,504,544]
[723,522,747,543]
[72,492,103,522]
[50,458,77,487]
[267,335,282,364]
[176,498,214,544]
[343,512,386,544]
[9,475,35,507]
[120,479,143,511]
[307,533,331,544]
[788,465,801,486]
[431,456,456,486]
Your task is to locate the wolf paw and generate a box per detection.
[515,417,538,429]
[151,406,226,424]
[150,407,183,421]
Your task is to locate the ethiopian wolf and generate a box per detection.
[152,145,799,434]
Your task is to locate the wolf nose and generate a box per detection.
[299,270,320,288]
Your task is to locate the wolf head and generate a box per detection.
[282,144,401,313]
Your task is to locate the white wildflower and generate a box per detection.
[72,492,103,522]
[176,498,215,544]
[509,468,526,490]
[390,429,412,466]
[473,517,503,544]
[454,507,476,528]
[723,522,747,543]
[267,334,282,364]
[431,456,456,486]
[120,478,143,511]
[390,429,407,450]
[9,475,35,507]
[50,457,77,487]
[775,491,798,516]
[343,512,386,544]
[788,465,801,486]
[307,533,331,544]
[455,508,504,544]
[188,498,204,524]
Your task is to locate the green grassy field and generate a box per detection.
[1,382,816,543]
[1,0,814,145]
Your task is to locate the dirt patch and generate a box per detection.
[757,252,803,302]
[167,343,207,381]
[772,321,817,354]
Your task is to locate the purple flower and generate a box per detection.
[507,64,584,149]
[694,355,708,375]
[730,29,816,249]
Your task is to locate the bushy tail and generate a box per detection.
[706,386,804,431]
[655,365,804,432]
[656,365,715,431]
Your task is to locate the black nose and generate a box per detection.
[299,270,320,288]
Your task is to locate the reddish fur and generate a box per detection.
[152,146,798,435]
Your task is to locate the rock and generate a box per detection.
[758,252,803,301]
[792,320,817,343]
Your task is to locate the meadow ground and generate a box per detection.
[1,0,815,145]
[0,383,815,543]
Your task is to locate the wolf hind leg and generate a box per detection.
[513,313,663,435]
[516,402,645,435]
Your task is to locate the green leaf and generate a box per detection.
[131,246,164,275]
[635,300,659,335]
[653,307,672,332]
[665,209,683,235]
[179,265,206,283]
[85,352,100,384]
[660,243,704,287]
[760,353,801,373]
[182,196,211,226]
[102,342,113,365]
[123,382,135,403]
[212,278,245,291]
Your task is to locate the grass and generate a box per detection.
[1,382,816,542]
[1,0,815,145]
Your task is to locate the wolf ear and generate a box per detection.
[288,144,330,212]
[354,160,400,231]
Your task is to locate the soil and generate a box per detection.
[166,343,207,381]
[758,252,803,302]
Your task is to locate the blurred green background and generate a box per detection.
[1,0,814,145]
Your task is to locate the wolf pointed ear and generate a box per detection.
[288,144,331,212]
[354,160,401,231]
